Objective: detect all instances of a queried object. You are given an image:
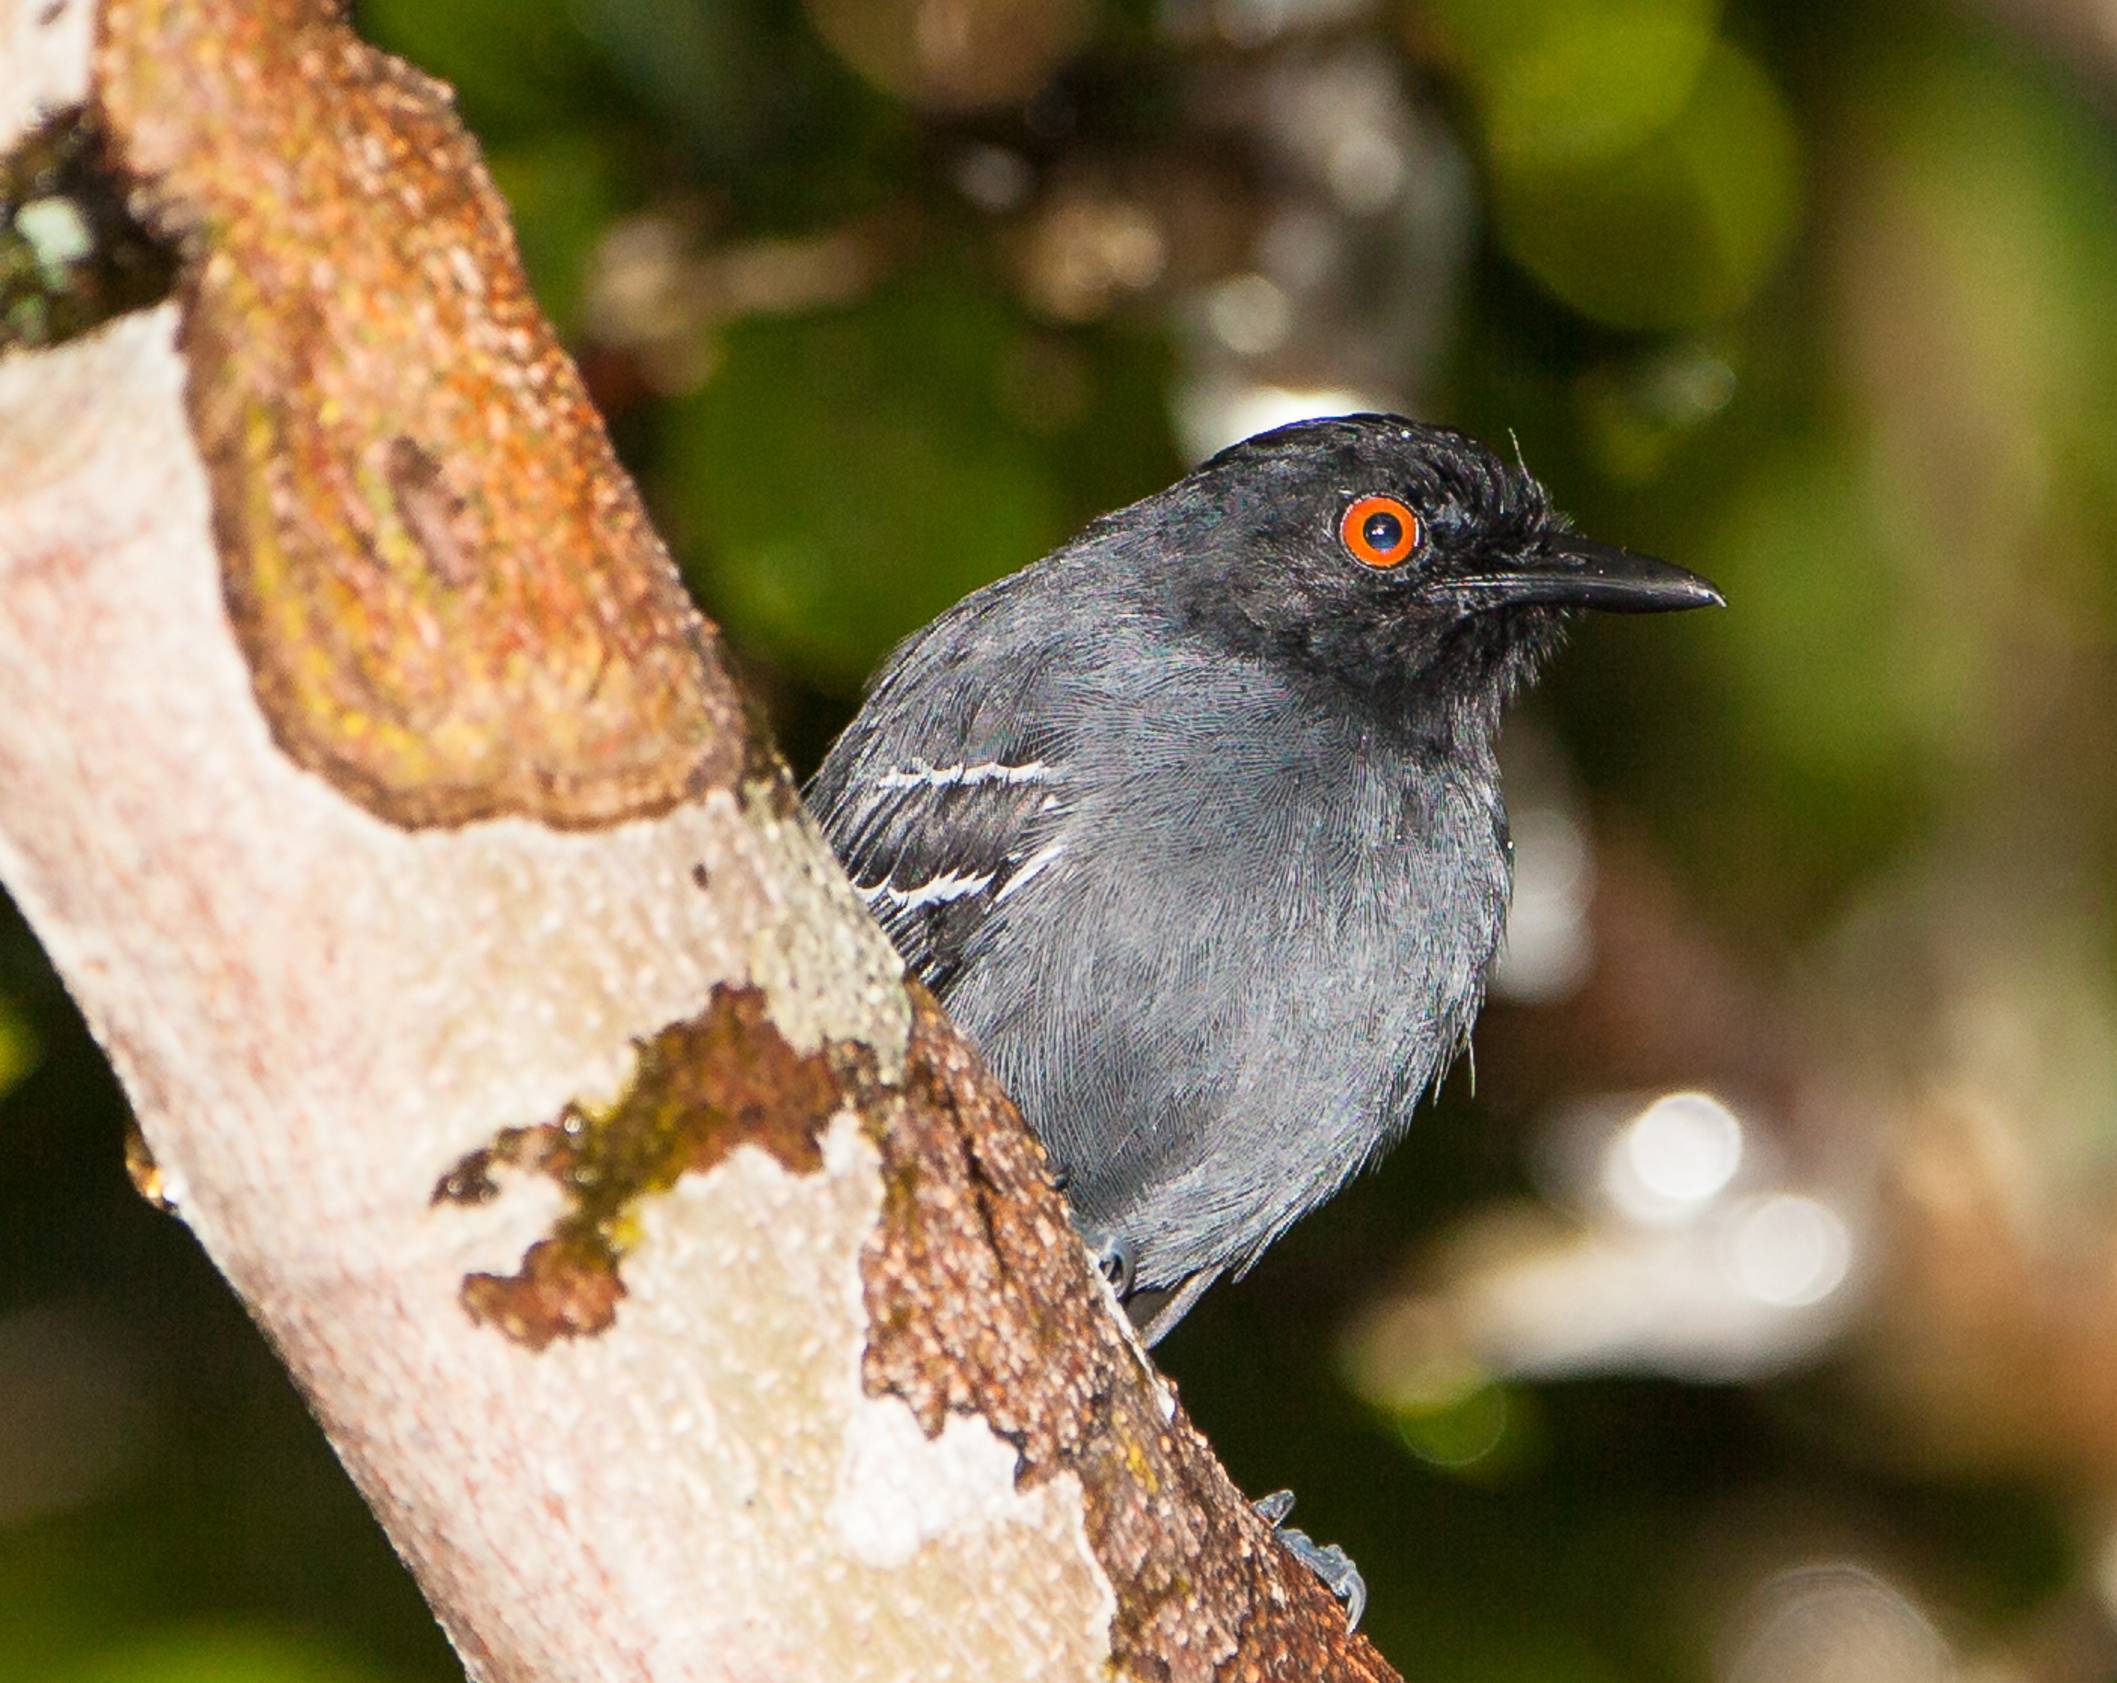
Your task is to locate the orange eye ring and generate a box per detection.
[1339,494,1421,569]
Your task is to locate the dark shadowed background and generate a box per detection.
[9,0,2117,1677]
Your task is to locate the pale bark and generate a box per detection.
[0,2,1397,1679]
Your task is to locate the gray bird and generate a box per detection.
[808,415,1719,1346]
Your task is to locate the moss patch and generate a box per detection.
[0,107,176,352]
[436,982,853,1351]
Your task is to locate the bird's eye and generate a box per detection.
[1339,495,1421,569]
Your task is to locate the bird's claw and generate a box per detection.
[1094,1236,1136,1298]
[1254,1489,1366,1632]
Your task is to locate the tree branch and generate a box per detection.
[0,1,1398,1677]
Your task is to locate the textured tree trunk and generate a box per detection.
[0,3,1398,1678]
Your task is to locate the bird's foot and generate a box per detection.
[1093,1236,1136,1298]
[1254,1489,1366,1631]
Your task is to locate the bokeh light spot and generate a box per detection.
[804,0,1086,111]
[1724,1193,1852,1309]
[1606,1090,1743,1221]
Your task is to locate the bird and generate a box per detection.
[808,415,1720,1347]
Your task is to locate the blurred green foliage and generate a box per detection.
[8,0,2117,1678]
[1491,41,1800,329]
[666,258,1173,684]
[50,1628,392,1683]
[673,264,1057,682]
[0,1000,37,1102]
[1438,0,1722,172]
[1433,0,1802,328]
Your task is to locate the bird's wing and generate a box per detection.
[808,745,1071,994]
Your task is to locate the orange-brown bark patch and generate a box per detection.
[462,1236,627,1352]
[94,0,748,827]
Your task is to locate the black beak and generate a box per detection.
[1452,538,1724,614]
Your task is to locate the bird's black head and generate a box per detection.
[1126,414,1720,730]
